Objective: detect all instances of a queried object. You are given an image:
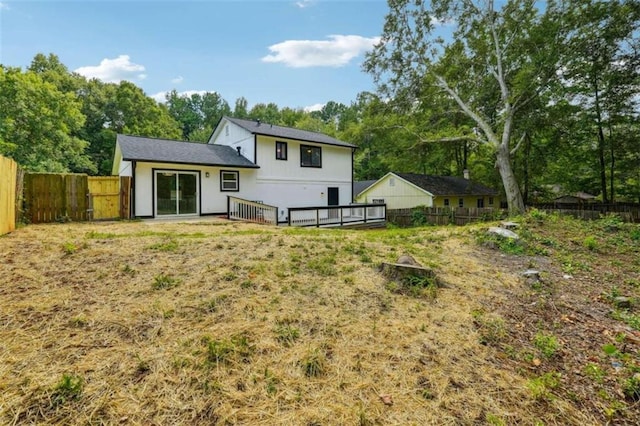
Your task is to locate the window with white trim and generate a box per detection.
[220,170,239,192]
[372,199,385,204]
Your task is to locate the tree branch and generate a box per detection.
[510,132,526,155]
[434,74,500,145]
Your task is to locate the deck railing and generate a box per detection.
[288,203,386,227]
[227,196,278,225]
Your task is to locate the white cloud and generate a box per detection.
[304,103,325,113]
[171,76,184,84]
[430,16,455,26]
[151,90,212,103]
[262,34,381,68]
[295,0,314,8]
[74,55,146,83]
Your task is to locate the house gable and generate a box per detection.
[357,172,435,208]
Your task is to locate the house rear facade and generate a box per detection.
[112,117,356,221]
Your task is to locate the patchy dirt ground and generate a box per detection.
[0,214,638,425]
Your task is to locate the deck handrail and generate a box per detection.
[287,203,386,227]
[227,196,278,225]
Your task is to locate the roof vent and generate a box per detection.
[236,146,242,156]
[256,119,261,126]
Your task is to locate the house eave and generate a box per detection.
[121,158,260,169]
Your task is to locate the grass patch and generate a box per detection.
[152,273,181,290]
[51,374,83,406]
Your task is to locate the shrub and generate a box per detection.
[583,236,598,251]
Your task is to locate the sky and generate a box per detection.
[0,0,391,111]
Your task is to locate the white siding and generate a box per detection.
[133,162,257,217]
[253,135,353,212]
[356,174,433,209]
[209,119,255,162]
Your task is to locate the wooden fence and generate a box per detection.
[23,173,89,223]
[0,155,18,234]
[21,174,131,224]
[531,203,640,223]
[88,176,131,220]
[387,206,506,227]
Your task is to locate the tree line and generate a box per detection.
[1,0,639,212]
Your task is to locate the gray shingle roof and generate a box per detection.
[224,116,357,148]
[395,173,498,196]
[354,180,378,196]
[117,134,258,168]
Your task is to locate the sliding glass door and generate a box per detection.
[155,171,198,216]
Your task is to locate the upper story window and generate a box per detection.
[220,170,239,192]
[276,141,288,160]
[300,145,321,168]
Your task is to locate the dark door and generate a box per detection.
[328,187,339,205]
[328,187,339,219]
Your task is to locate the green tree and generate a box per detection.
[365,0,566,214]
[0,66,95,172]
[559,0,640,202]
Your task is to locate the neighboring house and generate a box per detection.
[355,172,499,209]
[353,180,377,199]
[554,192,597,204]
[112,116,356,221]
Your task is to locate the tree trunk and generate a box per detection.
[608,124,615,203]
[593,77,609,203]
[523,133,531,204]
[496,143,525,215]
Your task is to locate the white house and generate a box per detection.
[112,117,356,221]
[355,172,499,209]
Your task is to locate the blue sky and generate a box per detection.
[0,0,390,111]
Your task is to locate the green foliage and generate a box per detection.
[534,332,560,358]
[411,208,428,226]
[583,363,606,383]
[51,374,83,406]
[274,325,300,347]
[583,236,598,251]
[152,273,180,290]
[205,333,253,365]
[306,254,337,276]
[0,66,95,173]
[62,242,77,255]
[147,238,179,252]
[623,374,640,401]
[527,372,561,401]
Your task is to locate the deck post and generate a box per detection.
[316,209,320,227]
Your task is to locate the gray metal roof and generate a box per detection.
[354,180,378,196]
[224,116,357,148]
[395,173,499,196]
[117,134,258,168]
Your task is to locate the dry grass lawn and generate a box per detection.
[0,215,638,425]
